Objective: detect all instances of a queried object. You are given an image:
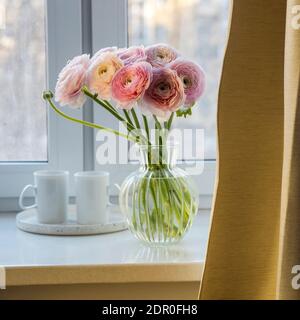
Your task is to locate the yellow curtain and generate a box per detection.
[199,0,300,299]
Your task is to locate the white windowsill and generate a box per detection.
[0,211,210,286]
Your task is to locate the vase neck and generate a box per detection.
[139,145,177,170]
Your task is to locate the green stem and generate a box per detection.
[153,116,163,164]
[123,109,147,144]
[82,87,151,145]
[166,112,175,130]
[82,86,135,132]
[44,93,135,142]
[153,115,162,130]
[142,115,152,165]
[123,110,134,127]
[122,110,134,133]
[142,115,150,143]
[131,108,141,129]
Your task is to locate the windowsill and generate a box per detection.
[0,211,210,287]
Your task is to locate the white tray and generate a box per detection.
[16,205,127,236]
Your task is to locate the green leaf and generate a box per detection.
[176,107,192,118]
[176,102,197,118]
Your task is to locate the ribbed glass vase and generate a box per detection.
[119,144,199,244]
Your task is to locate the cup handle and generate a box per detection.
[107,183,121,207]
[19,184,37,210]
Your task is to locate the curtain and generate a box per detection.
[199,0,300,299]
[277,0,300,300]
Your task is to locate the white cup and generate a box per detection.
[19,170,69,224]
[74,171,110,225]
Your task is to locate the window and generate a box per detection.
[0,0,84,206]
[0,0,229,210]
[0,0,47,161]
[128,0,230,160]
[92,0,229,201]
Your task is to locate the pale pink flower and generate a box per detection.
[87,52,123,99]
[140,68,185,120]
[117,46,147,66]
[55,54,90,108]
[145,43,179,68]
[169,59,205,107]
[111,62,152,109]
[91,46,118,63]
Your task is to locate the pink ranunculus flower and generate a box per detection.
[91,46,118,63]
[87,52,123,99]
[111,62,152,109]
[55,54,90,108]
[117,46,147,66]
[140,68,185,120]
[169,59,205,107]
[145,43,179,68]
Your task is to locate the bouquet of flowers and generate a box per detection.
[43,44,205,243]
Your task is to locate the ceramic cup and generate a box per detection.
[19,170,69,224]
[74,171,110,225]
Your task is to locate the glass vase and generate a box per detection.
[119,144,199,244]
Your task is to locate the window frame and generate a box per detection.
[0,0,216,211]
[0,0,84,205]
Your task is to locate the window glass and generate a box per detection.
[128,0,229,159]
[0,0,47,161]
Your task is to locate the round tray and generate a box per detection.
[16,205,127,236]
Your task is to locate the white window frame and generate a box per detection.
[0,0,84,210]
[0,0,216,211]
